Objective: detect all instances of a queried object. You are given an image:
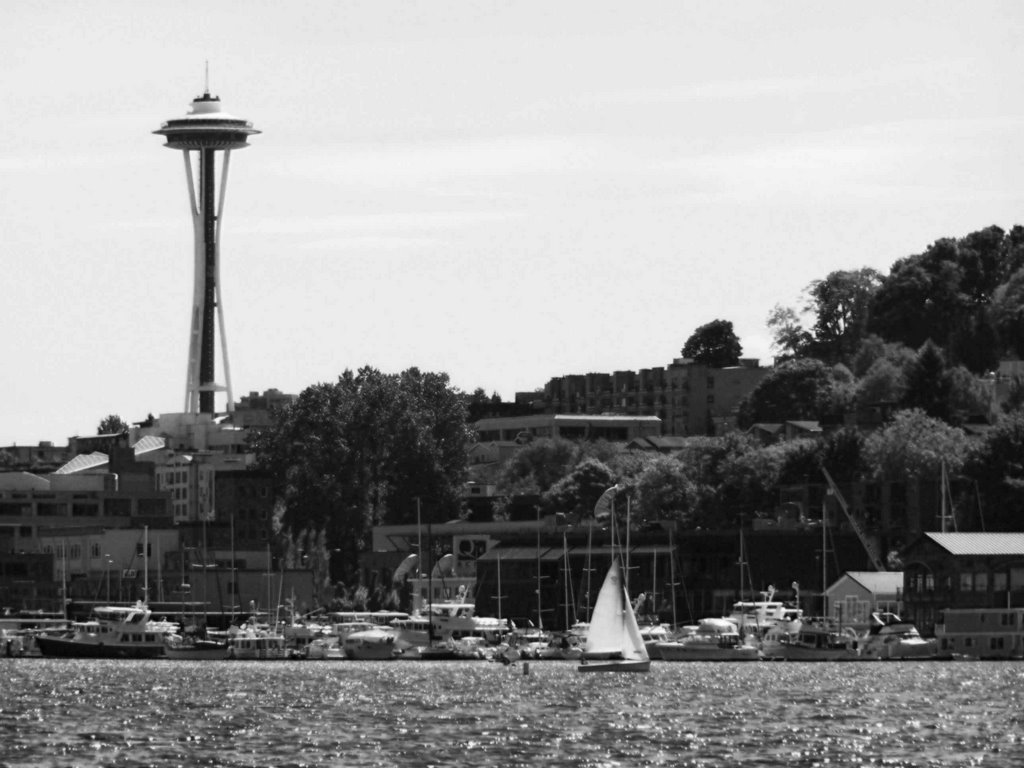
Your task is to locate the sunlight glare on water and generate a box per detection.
[1,659,1022,767]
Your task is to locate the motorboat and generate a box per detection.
[343,626,398,660]
[35,603,178,659]
[638,622,671,659]
[304,635,345,660]
[781,617,859,661]
[656,618,761,661]
[537,632,585,660]
[226,628,288,660]
[164,634,229,660]
[426,601,510,644]
[858,612,938,660]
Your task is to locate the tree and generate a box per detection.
[251,367,472,576]
[682,319,742,367]
[633,456,697,526]
[856,358,908,406]
[991,268,1024,358]
[963,410,1024,530]
[495,438,581,496]
[736,358,849,428]
[541,457,616,518]
[868,226,1013,372]
[804,268,883,364]
[766,304,813,360]
[863,409,970,481]
[97,414,128,435]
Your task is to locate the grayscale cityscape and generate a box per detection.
[2,3,1023,767]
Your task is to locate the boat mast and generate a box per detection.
[143,526,149,604]
[668,529,677,629]
[496,552,503,622]
[61,538,68,621]
[416,497,423,581]
[821,497,828,619]
[624,494,631,594]
[563,532,571,630]
[536,506,543,631]
[585,523,594,622]
[156,534,163,603]
[230,512,236,624]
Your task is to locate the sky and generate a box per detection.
[2,1,1024,446]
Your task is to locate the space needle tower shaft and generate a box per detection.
[154,81,259,415]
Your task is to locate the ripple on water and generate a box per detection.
[2,659,1023,767]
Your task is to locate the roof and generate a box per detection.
[839,571,904,594]
[53,452,109,475]
[749,423,783,434]
[53,435,168,475]
[923,532,1024,556]
[132,435,166,455]
[478,547,564,562]
[786,421,822,432]
[627,436,690,451]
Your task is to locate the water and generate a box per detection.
[2,659,1022,767]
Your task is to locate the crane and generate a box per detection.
[821,467,886,572]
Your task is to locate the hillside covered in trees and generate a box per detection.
[253,225,1024,575]
[486,224,1024,536]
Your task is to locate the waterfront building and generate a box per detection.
[825,570,904,633]
[900,532,1024,636]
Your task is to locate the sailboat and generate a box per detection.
[577,489,650,673]
[578,556,650,672]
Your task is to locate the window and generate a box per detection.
[959,573,973,591]
[90,543,100,558]
[975,572,988,592]
[1011,568,1024,590]
[994,572,1007,591]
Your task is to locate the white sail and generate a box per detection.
[584,558,649,662]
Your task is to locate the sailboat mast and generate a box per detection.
[61,538,68,621]
[496,552,502,622]
[563,532,570,630]
[536,506,543,631]
[427,521,434,644]
[417,498,423,578]
[624,495,631,594]
[229,512,236,623]
[156,534,162,603]
[941,462,947,533]
[650,548,657,622]
[585,523,593,622]
[821,497,828,619]
[143,526,149,604]
[669,529,677,629]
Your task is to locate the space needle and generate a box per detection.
[154,77,259,415]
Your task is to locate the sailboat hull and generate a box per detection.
[578,658,651,673]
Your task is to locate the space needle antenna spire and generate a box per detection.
[154,75,260,416]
